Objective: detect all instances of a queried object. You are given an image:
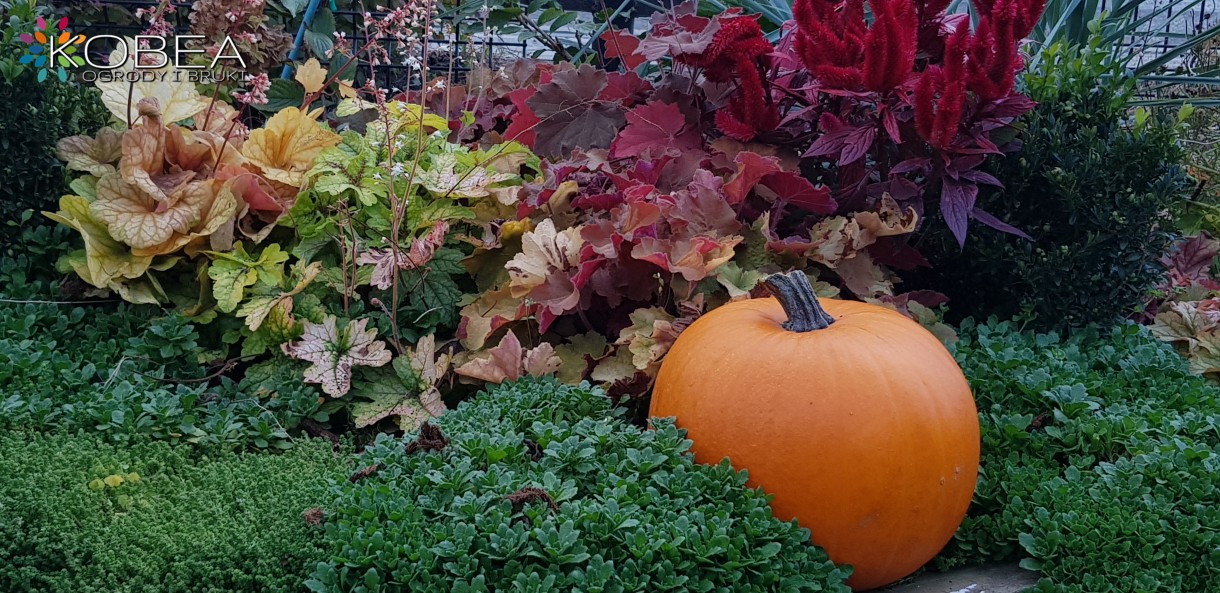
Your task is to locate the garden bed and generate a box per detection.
[3,0,1219,590]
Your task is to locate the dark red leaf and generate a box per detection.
[723,151,783,204]
[763,171,837,214]
[601,28,646,70]
[527,65,626,158]
[611,101,701,159]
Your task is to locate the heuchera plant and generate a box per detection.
[1150,233,1220,378]
[444,0,1041,395]
[47,1,537,431]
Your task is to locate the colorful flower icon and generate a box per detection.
[18,16,86,82]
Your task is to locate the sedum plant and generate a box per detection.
[307,377,853,592]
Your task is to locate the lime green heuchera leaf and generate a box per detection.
[714,261,765,300]
[43,195,153,291]
[386,101,450,132]
[70,175,99,200]
[281,315,393,397]
[205,242,290,313]
[308,131,387,207]
[616,307,678,372]
[237,261,323,331]
[553,332,609,384]
[208,258,257,313]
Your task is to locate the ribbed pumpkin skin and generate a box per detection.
[650,297,979,591]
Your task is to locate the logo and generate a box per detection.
[18,16,86,82]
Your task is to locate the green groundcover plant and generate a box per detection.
[308,377,853,592]
[0,250,328,451]
[941,319,1220,590]
[0,432,349,593]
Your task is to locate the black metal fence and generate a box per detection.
[54,0,529,89]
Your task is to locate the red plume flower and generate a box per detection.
[794,0,917,92]
[675,15,779,140]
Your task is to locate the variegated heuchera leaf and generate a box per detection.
[91,175,207,250]
[418,152,516,199]
[357,221,449,290]
[282,315,393,397]
[505,218,584,315]
[237,261,323,331]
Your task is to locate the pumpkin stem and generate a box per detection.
[763,271,835,332]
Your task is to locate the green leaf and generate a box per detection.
[305,9,336,59]
[398,247,465,331]
[281,0,310,17]
[209,260,258,313]
[253,79,306,113]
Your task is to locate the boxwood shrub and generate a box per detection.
[915,39,1188,331]
[0,432,349,593]
[0,75,109,236]
[308,378,852,592]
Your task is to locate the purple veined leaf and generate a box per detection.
[950,155,986,172]
[804,132,847,159]
[972,207,1031,240]
[968,130,1002,154]
[988,95,1037,119]
[891,158,931,175]
[779,104,819,127]
[881,109,902,145]
[839,125,877,165]
[941,178,979,247]
[960,170,1002,187]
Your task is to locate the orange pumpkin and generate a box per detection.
[650,271,979,591]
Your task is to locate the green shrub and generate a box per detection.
[309,378,852,592]
[0,75,109,236]
[0,431,349,593]
[939,319,1220,590]
[916,38,1189,331]
[0,259,326,450]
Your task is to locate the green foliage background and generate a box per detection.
[0,431,349,593]
[0,75,109,236]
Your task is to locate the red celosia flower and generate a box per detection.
[674,15,778,141]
